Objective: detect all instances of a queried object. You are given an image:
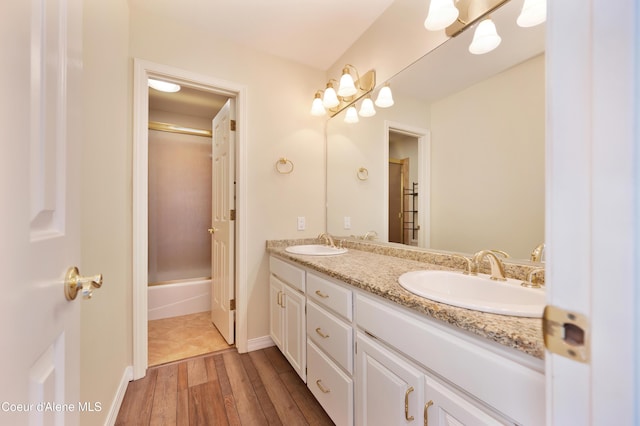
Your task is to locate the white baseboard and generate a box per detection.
[104,365,133,426]
[246,335,275,352]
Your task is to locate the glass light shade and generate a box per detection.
[322,85,339,108]
[358,97,376,117]
[344,106,359,123]
[468,19,502,55]
[148,78,181,93]
[375,85,394,108]
[310,96,326,116]
[424,0,459,31]
[517,0,546,27]
[338,70,358,97]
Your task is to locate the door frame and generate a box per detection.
[132,59,248,379]
[383,121,430,248]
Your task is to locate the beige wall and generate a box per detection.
[81,0,131,424]
[430,55,545,258]
[81,2,326,424]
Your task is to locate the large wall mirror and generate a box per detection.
[326,0,545,260]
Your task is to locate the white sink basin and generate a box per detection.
[398,270,545,317]
[285,244,348,256]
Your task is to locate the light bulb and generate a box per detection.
[148,78,181,93]
[310,93,326,116]
[375,85,394,108]
[424,0,459,31]
[338,68,358,97]
[344,106,359,123]
[469,18,502,55]
[322,84,339,108]
[517,0,546,27]
[359,97,376,117]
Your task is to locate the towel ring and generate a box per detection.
[276,157,294,174]
[357,167,369,181]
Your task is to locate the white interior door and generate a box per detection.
[210,98,236,345]
[1,0,87,424]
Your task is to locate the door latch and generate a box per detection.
[542,305,589,363]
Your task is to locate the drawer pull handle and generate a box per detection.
[315,290,329,298]
[315,327,330,338]
[316,380,330,394]
[405,386,414,421]
[424,400,433,426]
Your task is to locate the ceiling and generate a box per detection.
[128,0,396,71]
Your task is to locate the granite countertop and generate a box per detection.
[267,240,545,359]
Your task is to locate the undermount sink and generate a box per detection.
[398,270,545,317]
[285,244,348,256]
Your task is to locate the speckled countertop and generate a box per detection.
[267,239,545,360]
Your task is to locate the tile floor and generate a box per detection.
[148,311,232,366]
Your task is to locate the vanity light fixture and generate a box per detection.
[310,65,376,117]
[374,83,394,108]
[424,0,459,31]
[516,0,546,28]
[358,96,377,117]
[148,78,181,93]
[344,106,360,123]
[468,17,502,55]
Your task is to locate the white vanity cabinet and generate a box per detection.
[305,272,355,426]
[269,256,306,381]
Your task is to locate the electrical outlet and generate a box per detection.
[297,216,306,231]
[344,216,351,229]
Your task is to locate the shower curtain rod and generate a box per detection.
[148,121,212,138]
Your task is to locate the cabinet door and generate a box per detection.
[356,332,424,426]
[283,284,306,382]
[269,275,284,351]
[424,377,510,426]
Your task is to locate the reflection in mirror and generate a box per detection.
[326,0,545,260]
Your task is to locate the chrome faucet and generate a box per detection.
[530,243,545,262]
[318,232,336,248]
[472,250,507,281]
[521,267,545,288]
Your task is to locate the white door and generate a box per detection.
[547,1,638,424]
[1,0,88,425]
[210,98,236,345]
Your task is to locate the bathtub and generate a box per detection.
[148,278,211,321]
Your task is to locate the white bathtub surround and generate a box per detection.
[148,278,211,320]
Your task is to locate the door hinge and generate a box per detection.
[230,209,236,221]
[542,305,589,363]
[229,299,236,311]
[230,119,236,131]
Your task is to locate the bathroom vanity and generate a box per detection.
[267,240,545,426]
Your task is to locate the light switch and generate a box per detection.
[344,216,351,229]
[297,216,306,231]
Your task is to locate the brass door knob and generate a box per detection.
[64,266,103,301]
[208,227,219,234]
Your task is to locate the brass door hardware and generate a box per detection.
[543,305,589,363]
[208,227,219,234]
[424,400,433,426]
[404,386,415,421]
[64,266,103,301]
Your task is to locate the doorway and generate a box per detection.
[133,59,248,379]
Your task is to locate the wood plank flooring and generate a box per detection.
[116,346,334,425]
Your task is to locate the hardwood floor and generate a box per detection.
[116,346,334,425]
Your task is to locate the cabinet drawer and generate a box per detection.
[307,272,353,321]
[307,300,353,374]
[307,339,354,426]
[270,256,305,292]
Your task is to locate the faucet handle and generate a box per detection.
[521,267,545,288]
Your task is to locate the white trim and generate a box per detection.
[246,335,276,352]
[104,366,133,426]
[132,59,249,380]
[383,121,431,248]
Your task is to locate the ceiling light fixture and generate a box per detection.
[148,78,181,93]
[310,65,376,118]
